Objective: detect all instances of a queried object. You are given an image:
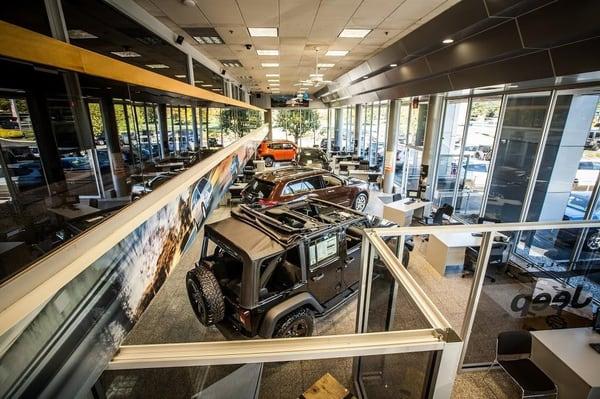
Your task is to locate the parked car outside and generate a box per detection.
[257,140,297,167]
[296,147,331,171]
[241,167,369,211]
[131,172,177,200]
[185,198,412,338]
[574,160,600,189]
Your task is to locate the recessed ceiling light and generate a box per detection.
[261,63,279,67]
[68,29,97,39]
[111,51,141,58]
[266,73,279,77]
[195,80,204,84]
[145,64,170,69]
[325,50,348,57]
[174,74,186,78]
[201,84,213,87]
[270,83,280,86]
[389,63,398,67]
[193,36,223,44]
[317,63,335,68]
[339,28,371,38]
[442,38,454,44]
[309,73,324,78]
[268,79,279,83]
[362,76,368,79]
[220,59,243,68]
[257,49,279,56]
[248,27,278,37]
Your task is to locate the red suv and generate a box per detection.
[257,140,297,167]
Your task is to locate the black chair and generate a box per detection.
[367,173,380,190]
[421,203,454,225]
[462,240,509,282]
[339,164,349,175]
[488,331,557,398]
[358,160,370,171]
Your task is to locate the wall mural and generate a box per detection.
[0,130,264,398]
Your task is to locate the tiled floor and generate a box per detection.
[113,193,524,398]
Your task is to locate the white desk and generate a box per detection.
[426,232,485,275]
[254,159,266,172]
[383,199,431,227]
[531,328,600,399]
[48,203,102,221]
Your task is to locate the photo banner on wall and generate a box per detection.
[0,127,267,398]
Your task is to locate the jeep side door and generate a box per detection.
[281,142,296,161]
[306,231,344,306]
[318,173,352,207]
[341,224,364,290]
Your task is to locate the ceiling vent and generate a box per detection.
[184,28,224,44]
[220,60,244,68]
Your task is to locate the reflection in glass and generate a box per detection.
[484,93,551,222]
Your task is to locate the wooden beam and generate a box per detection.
[0,20,263,112]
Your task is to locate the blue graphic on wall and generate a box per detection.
[0,135,262,398]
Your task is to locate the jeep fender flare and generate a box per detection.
[258,292,324,338]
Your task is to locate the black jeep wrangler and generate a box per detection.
[186,198,411,338]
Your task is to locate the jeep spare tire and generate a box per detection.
[186,266,225,326]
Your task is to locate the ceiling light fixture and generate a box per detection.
[317,63,334,68]
[111,51,141,58]
[325,50,348,57]
[261,63,279,67]
[442,38,454,44]
[266,73,279,77]
[270,83,280,86]
[362,76,368,79]
[248,27,278,37]
[182,0,195,6]
[257,49,279,56]
[174,74,186,78]
[267,79,279,83]
[145,64,170,69]
[339,28,371,38]
[389,63,398,67]
[201,84,213,87]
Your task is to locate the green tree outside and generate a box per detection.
[220,108,262,138]
[274,109,320,143]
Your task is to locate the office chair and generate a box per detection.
[359,160,370,171]
[487,331,557,398]
[462,240,509,282]
[421,203,454,225]
[367,173,380,190]
[339,164,349,175]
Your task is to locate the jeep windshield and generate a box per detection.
[242,178,274,203]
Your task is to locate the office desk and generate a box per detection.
[531,328,600,399]
[338,161,360,170]
[383,199,431,227]
[155,162,184,171]
[426,232,483,275]
[48,203,102,221]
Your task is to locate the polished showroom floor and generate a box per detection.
[105,192,524,398]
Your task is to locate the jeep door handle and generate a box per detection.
[312,272,325,281]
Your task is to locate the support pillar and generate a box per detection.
[157,103,169,158]
[421,95,444,200]
[266,109,273,140]
[334,108,343,151]
[383,100,400,193]
[354,104,363,157]
[100,97,130,197]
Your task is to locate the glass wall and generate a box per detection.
[484,93,552,222]
[271,108,328,148]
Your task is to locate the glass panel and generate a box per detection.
[455,97,502,222]
[394,102,410,186]
[484,93,551,222]
[434,99,468,207]
[463,226,596,366]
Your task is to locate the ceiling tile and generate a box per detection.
[236,0,279,26]
[150,0,210,26]
[195,0,244,25]
[279,0,320,38]
[347,0,404,28]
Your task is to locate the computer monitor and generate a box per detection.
[407,190,419,199]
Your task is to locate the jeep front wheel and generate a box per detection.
[273,308,314,338]
[186,266,225,326]
[263,156,274,167]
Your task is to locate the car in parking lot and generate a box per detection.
[256,140,297,167]
[241,167,369,211]
[185,198,411,338]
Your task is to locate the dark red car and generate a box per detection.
[241,167,369,211]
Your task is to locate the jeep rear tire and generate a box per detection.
[186,266,225,326]
[263,156,274,167]
[273,308,314,338]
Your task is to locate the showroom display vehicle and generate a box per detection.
[241,167,370,211]
[186,198,407,338]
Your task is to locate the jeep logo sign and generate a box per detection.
[510,279,593,319]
